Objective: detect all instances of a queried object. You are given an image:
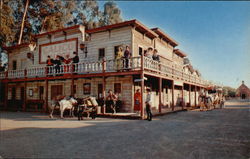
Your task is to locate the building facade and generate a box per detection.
[236,81,250,99]
[0,19,208,118]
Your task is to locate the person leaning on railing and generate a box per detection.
[63,54,72,73]
[116,47,123,71]
[152,49,160,62]
[46,56,54,74]
[123,46,131,70]
[72,51,79,73]
[54,55,62,75]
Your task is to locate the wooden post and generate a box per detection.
[159,77,162,113]
[71,64,74,96]
[195,85,197,107]
[189,84,191,107]
[182,85,184,110]
[4,81,8,110]
[23,81,27,111]
[44,79,48,113]
[22,69,27,111]
[140,56,145,119]
[172,80,174,111]
[102,58,106,114]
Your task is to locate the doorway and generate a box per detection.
[241,94,246,99]
[51,85,63,99]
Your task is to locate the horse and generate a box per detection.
[48,96,77,119]
[76,96,98,120]
[198,94,213,111]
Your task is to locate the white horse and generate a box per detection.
[49,96,77,119]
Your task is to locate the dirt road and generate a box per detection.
[0,100,249,159]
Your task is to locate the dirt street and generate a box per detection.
[0,100,250,159]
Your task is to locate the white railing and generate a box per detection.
[26,67,46,77]
[8,70,25,79]
[1,56,208,86]
[143,56,208,86]
[106,57,141,72]
[73,61,103,73]
[0,72,5,79]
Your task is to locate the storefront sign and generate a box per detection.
[39,38,78,63]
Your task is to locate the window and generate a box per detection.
[114,46,120,58]
[39,86,44,100]
[114,83,121,94]
[51,85,63,99]
[83,83,91,95]
[139,47,143,56]
[11,87,16,100]
[99,48,105,60]
[13,60,17,70]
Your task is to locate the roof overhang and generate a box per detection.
[174,49,187,57]
[151,28,178,47]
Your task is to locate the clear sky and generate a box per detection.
[106,1,250,88]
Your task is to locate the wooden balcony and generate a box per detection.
[0,56,208,87]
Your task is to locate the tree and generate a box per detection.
[0,0,15,46]
[100,1,122,26]
[18,0,29,44]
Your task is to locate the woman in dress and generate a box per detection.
[116,47,123,71]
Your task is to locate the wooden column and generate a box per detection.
[71,78,74,96]
[23,81,27,111]
[140,55,145,119]
[4,82,8,110]
[189,84,191,107]
[71,63,74,96]
[158,77,162,113]
[182,85,184,110]
[195,85,197,107]
[172,80,174,111]
[44,79,48,113]
[102,58,106,114]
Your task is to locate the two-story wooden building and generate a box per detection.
[0,19,208,118]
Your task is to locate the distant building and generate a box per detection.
[236,81,250,99]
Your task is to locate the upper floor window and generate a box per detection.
[114,46,119,58]
[12,60,17,70]
[114,83,121,94]
[139,47,143,56]
[99,48,105,60]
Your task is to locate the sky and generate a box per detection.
[104,1,250,88]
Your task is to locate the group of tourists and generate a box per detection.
[115,46,160,71]
[46,52,79,74]
[115,46,132,70]
[144,47,160,62]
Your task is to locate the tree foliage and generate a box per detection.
[0,0,123,67]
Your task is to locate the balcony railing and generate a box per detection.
[0,56,207,86]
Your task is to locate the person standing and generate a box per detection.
[145,47,153,59]
[63,54,72,72]
[106,90,118,114]
[46,56,54,74]
[145,88,152,121]
[152,49,160,62]
[53,55,61,74]
[72,51,79,72]
[116,47,123,71]
[134,89,141,113]
[124,46,131,69]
